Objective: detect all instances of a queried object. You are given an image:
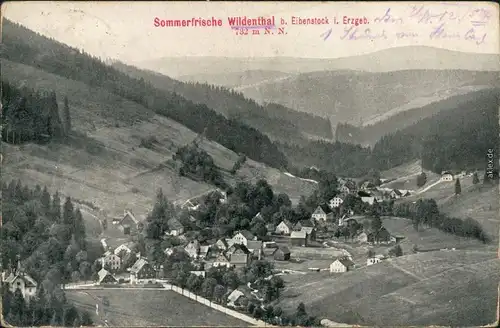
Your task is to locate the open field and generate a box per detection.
[2,60,317,220]
[66,289,249,327]
[277,250,499,326]
[380,160,441,191]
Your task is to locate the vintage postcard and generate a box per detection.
[1,1,499,327]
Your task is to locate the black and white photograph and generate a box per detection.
[1,1,499,327]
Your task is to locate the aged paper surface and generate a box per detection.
[1,1,499,327]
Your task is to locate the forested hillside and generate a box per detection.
[111,61,333,141]
[1,19,288,169]
[335,89,499,146]
[283,88,500,176]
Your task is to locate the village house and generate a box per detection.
[367,254,386,266]
[340,184,351,194]
[3,262,37,302]
[100,251,121,271]
[119,210,142,235]
[232,230,257,247]
[367,227,393,244]
[184,240,201,258]
[166,218,184,236]
[247,240,263,260]
[329,196,344,209]
[213,253,232,268]
[214,238,232,252]
[97,268,118,284]
[229,244,251,268]
[389,189,403,199]
[311,204,334,223]
[330,256,355,273]
[441,171,454,181]
[273,246,291,261]
[290,230,308,247]
[293,220,317,241]
[275,220,293,235]
[130,258,156,283]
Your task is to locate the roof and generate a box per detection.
[121,210,139,225]
[5,272,38,287]
[296,219,314,228]
[167,218,184,230]
[227,289,245,303]
[130,258,149,274]
[391,189,403,196]
[246,240,263,251]
[98,268,110,281]
[279,220,293,229]
[114,244,132,255]
[235,230,255,241]
[290,231,307,239]
[334,256,355,267]
[231,243,250,254]
[215,253,230,262]
[274,246,290,255]
[301,227,315,234]
[314,204,332,214]
[199,245,211,255]
[215,238,229,250]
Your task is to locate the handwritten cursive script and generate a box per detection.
[340,26,387,40]
[374,8,403,24]
[429,23,486,45]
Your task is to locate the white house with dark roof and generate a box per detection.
[275,220,293,235]
[100,251,121,271]
[330,256,355,273]
[4,263,38,301]
[311,204,334,222]
[232,230,257,247]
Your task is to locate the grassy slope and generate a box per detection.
[278,250,499,326]
[66,289,248,326]
[2,59,317,219]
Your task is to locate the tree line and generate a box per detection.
[1,81,72,144]
[1,181,95,326]
[2,19,288,170]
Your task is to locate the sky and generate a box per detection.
[2,1,499,63]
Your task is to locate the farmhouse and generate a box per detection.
[441,171,454,181]
[3,264,37,301]
[100,251,121,271]
[130,258,156,283]
[275,220,293,235]
[294,220,317,241]
[329,256,355,273]
[166,218,184,236]
[340,185,351,194]
[119,210,141,234]
[311,204,334,222]
[367,227,392,244]
[290,230,308,246]
[98,268,118,284]
[329,196,344,209]
[232,230,257,246]
[273,246,291,261]
[213,253,231,268]
[229,244,251,268]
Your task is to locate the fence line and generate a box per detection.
[164,283,269,327]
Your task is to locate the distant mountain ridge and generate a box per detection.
[134,46,499,78]
[110,61,333,142]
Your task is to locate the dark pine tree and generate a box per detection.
[454,178,461,195]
